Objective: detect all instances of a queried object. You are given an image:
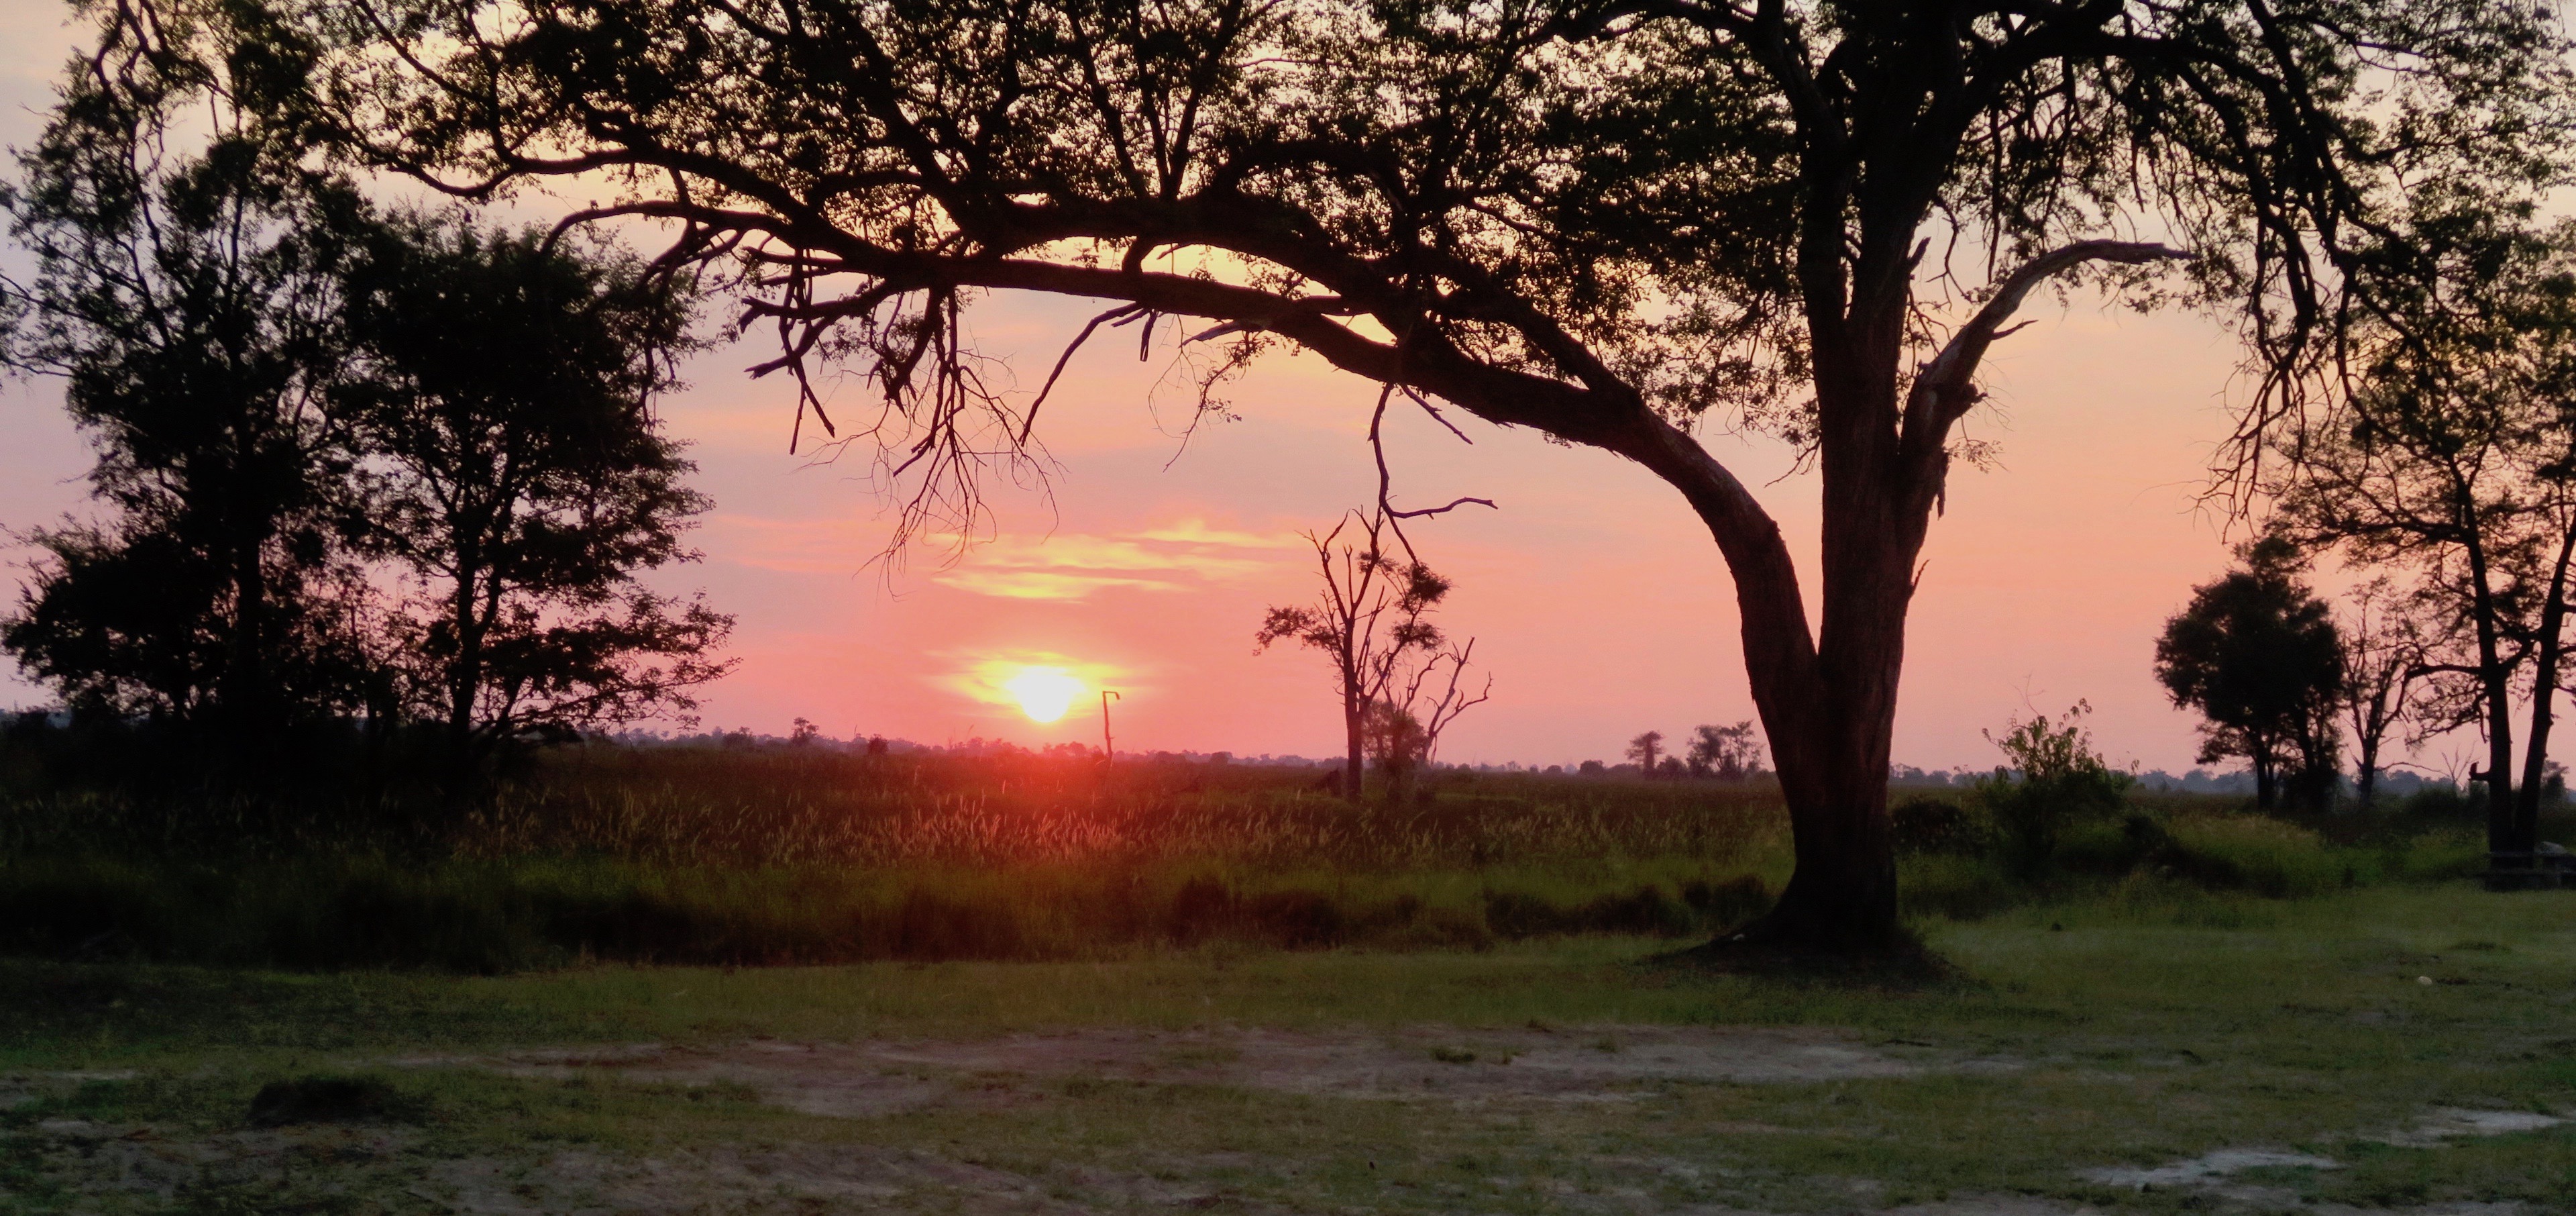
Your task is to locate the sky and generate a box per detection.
[0,4,2432,774]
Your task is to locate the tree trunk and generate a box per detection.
[222,519,274,774]
[1341,661,1364,802]
[2460,529,2519,858]
[2510,527,2574,856]
[2354,739,2381,813]
[447,557,485,794]
[1621,378,1912,952]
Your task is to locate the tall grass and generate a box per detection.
[0,748,1794,970]
[0,741,2534,972]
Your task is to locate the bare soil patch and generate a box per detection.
[405,1023,1987,1116]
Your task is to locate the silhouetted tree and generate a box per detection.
[1625,731,1664,776]
[224,0,2567,948]
[1686,721,1764,780]
[337,213,733,782]
[2339,578,2432,813]
[1258,509,1481,802]
[2,13,734,789]
[2155,539,2346,811]
[0,16,372,766]
[2273,219,2576,858]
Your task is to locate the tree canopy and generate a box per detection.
[157,0,2576,947]
[1,8,735,785]
[2154,538,2345,812]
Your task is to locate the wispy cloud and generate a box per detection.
[707,515,1305,600]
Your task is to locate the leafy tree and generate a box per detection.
[335,214,734,780]
[232,0,2567,948]
[2272,219,2576,858]
[1625,730,1665,775]
[1257,509,1479,801]
[2154,538,2346,812]
[1686,721,1764,780]
[0,13,372,763]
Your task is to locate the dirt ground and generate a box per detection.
[9,1024,2562,1215]
[404,1023,1995,1116]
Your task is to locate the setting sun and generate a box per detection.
[1001,666,1085,723]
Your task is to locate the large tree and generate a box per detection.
[337,214,735,782]
[0,14,372,761]
[2273,217,2576,863]
[207,0,2568,947]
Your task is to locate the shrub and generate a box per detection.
[2396,784,2480,825]
[1890,797,1987,856]
[1481,884,1697,940]
[1975,704,2131,877]
[1679,874,1771,926]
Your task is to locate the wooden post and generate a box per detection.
[1101,689,1120,763]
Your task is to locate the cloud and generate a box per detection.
[932,570,1175,600]
[705,514,1307,600]
[928,518,1304,601]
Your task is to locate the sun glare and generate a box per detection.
[1002,666,1085,723]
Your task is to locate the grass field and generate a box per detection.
[3,746,2570,1213]
[3,885,2573,1213]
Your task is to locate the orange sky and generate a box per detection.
[0,5,2451,774]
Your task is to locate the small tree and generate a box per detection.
[1625,731,1664,776]
[2155,538,2347,812]
[2339,578,2432,813]
[1977,702,2131,878]
[1686,721,1765,780]
[1257,509,1479,801]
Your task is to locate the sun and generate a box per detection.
[1001,666,1085,723]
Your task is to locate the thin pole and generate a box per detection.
[1101,690,1121,762]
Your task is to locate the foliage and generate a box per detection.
[2155,537,2346,812]
[0,20,733,784]
[178,0,2574,950]
[338,213,732,772]
[0,21,373,756]
[1974,703,2133,878]
[1685,721,1764,779]
[2271,217,2576,856]
[0,731,2536,972]
[1624,731,1664,774]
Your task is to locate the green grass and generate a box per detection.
[3,884,2572,1213]
[3,746,2570,1211]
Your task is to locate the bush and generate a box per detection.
[1975,704,2131,877]
[2396,784,2481,825]
[1890,797,1987,856]
[1481,884,1699,940]
[1679,874,1771,926]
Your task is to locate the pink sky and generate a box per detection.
[0,5,2412,774]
